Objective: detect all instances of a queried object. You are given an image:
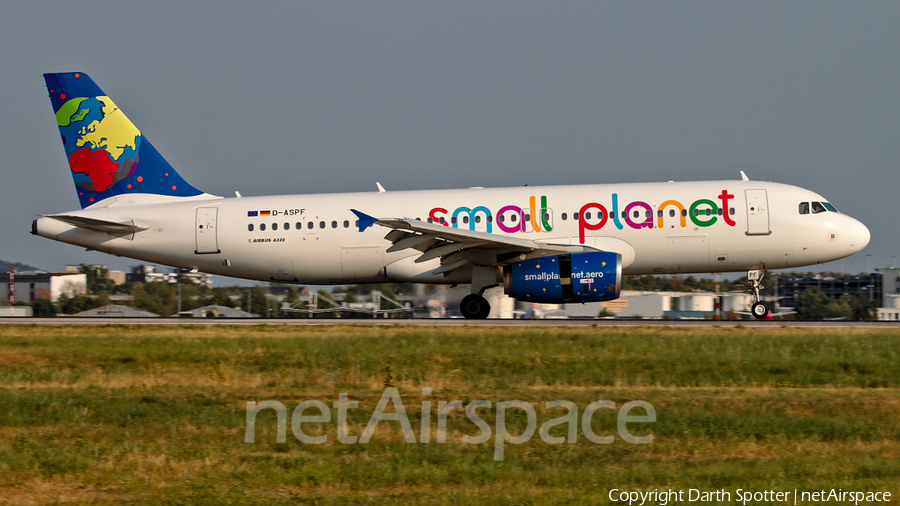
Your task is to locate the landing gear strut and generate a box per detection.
[748,269,768,319]
[460,294,491,319]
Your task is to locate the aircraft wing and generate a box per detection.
[351,210,596,276]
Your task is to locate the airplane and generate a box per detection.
[32,72,871,319]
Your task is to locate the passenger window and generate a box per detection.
[463,216,469,224]
[799,202,809,215]
[284,222,290,230]
[439,217,446,225]
[657,210,663,218]
[645,210,651,218]
[296,222,302,229]
[524,214,531,222]
[669,209,675,217]
[729,208,735,215]
[319,221,325,228]
[585,212,591,220]
[487,215,493,223]
[705,209,711,216]
[510,214,517,223]
[573,212,579,220]
[451,217,457,224]
[498,215,505,223]
[474,216,480,224]
[248,224,254,232]
[427,217,433,223]
[272,223,278,231]
[812,202,826,214]
[332,221,337,228]
[561,213,567,221]
[621,211,626,218]
[717,209,722,216]
[355,220,360,227]
[681,209,688,217]
[344,220,350,228]
[260,223,266,231]
[693,209,699,216]
[633,210,640,219]
[308,222,314,229]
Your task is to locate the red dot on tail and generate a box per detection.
[89,197,94,202]
[172,186,177,191]
[75,73,80,78]
[60,94,66,99]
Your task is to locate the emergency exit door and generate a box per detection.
[745,189,771,235]
[195,207,220,254]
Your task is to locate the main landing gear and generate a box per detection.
[748,269,768,319]
[460,266,498,319]
[460,294,491,319]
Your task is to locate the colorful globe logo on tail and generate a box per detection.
[44,72,202,208]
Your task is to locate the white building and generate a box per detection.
[721,293,754,313]
[679,293,716,312]
[564,291,675,318]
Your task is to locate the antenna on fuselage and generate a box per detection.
[740,171,750,181]
[376,182,386,193]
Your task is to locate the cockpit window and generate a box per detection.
[822,202,837,212]
[811,202,826,214]
[799,202,809,215]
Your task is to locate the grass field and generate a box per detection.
[0,325,897,505]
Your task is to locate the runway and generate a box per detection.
[2,317,900,328]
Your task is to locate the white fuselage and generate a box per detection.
[34,180,870,285]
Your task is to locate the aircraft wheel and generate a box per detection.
[461,294,491,319]
[751,302,769,319]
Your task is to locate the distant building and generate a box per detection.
[772,272,883,308]
[65,264,126,285]
[71,305,159,317]
[0,271,87,303]
[1,307,33,317]
[565,291,676,319]
[126,265,213,287]
[176,305,256,318]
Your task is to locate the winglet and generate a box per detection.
[350,209,379,232]
[740,170,749,181]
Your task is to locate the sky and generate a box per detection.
[1,2,897,284]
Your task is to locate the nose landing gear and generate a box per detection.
[748,269,768,319]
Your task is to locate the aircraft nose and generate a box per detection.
[848,218,870,254]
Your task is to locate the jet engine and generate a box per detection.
[502,251,622,304]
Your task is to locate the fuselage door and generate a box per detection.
[195,207,220,254]
[745,189,771,235]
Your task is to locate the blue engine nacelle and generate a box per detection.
[502,251,622,303]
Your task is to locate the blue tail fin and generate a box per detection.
[44,72,204,208]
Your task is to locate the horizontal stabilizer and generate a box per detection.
[42,214,147,234]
